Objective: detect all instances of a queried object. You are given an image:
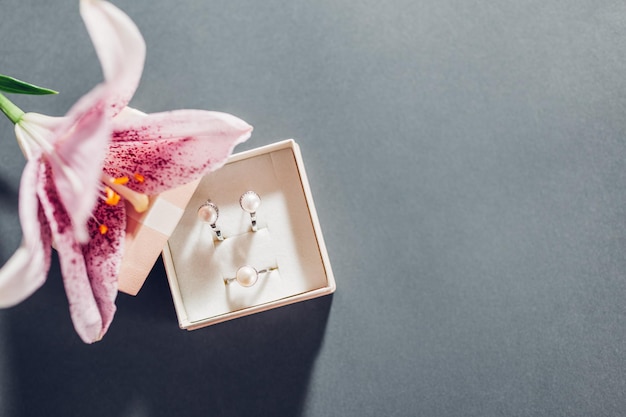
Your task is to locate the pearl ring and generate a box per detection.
[197,200,224,241]
[224,265,277,287]
[240,191,261,232]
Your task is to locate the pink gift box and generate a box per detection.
[118,180,200,295]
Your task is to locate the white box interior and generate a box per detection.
[163,141,333,328]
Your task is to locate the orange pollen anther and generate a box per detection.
[101,173,149,213]
[105,187,121,206]
[99,224,109,235]
[112,176,130,185]
[133,172,145,183]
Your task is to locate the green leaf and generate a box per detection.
[0,74,58,95]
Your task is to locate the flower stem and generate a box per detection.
[0,92,24,124]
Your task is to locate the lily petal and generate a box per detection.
[111,109,253,142]
[82,201,126,335]
[37,164,103,343]
[15,112,66,162]
[20,112,64,131]
[105,110,253,194]
[47,84,111,242]
[0,160,51,307]
[80,0,145,113]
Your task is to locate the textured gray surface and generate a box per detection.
[2,1,626,416]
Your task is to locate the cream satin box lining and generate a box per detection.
[119,139,335,330]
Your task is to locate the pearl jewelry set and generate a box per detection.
[197,191,276,288]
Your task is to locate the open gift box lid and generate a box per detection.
[117,139,335,328]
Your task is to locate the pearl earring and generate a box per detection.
[197,200,224,241]
[240,191,261,232]
[224,265,277,287]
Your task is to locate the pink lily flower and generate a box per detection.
[0,0,252,343]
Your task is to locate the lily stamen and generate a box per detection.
[101,173,149,213]
[112,176,130,185]
[89,212,109,235]
[104,186,121,206]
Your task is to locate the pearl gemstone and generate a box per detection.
[240,191,261,213]
[198,203,218,224]
[236,265,259,287]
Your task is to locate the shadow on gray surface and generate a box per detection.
[0,175,20,265]
[4,256,333,417]
[0,175,18,208]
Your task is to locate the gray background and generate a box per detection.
[1,1,626,416]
